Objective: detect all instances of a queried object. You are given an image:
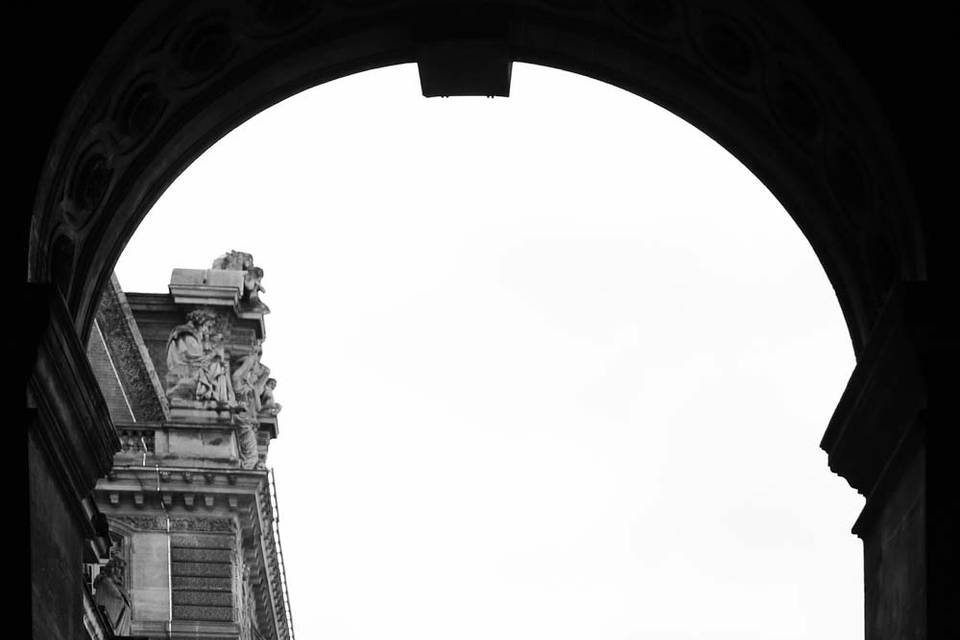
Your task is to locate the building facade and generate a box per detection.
[82,252,294,640]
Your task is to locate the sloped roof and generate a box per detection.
[86,274,169,422]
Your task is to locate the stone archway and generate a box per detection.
[29,1,923,352]
[23,2,953,639]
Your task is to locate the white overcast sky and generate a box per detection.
[115,63,864,640]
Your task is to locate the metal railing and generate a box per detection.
[268,467,296,640]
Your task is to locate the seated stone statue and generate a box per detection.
[259,378,282,416]
[243,266,265,301]
[165,309,235,409]
[211,250,269,312]
[242,266,270,313]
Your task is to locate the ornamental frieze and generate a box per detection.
[111,514,236,532]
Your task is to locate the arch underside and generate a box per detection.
[29,0,924,356]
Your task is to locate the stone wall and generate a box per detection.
[171,533,236,622]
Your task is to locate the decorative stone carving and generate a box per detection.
[113,514,160,530]
[196,328,235,407]
[118,429,154,453]
[232,340,280,419]
[212,250,270,312]
[172,516,235,532]
[114,78,168,150]
[164,309,236,409]
[95,275,168,420]
[243,266,267,305]
[112,514,235,532]
[231,340,268,411]
[211,250,254,271]
[164,309,211,399]
[236,411,264,470]
[66,144,113,227]
[93,553,131,636]
[233,347,266,470]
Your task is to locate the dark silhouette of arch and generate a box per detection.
[18,3,955,639]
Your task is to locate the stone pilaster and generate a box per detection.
[821,281,958,640]
[25,284,120,640]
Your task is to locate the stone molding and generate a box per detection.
[101,466,268,493]
[821,281,955,499]
[821,283,927,496]
[168,268,245,308]
[850,413,926,539]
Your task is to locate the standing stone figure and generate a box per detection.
[232,340,271,412]
[94,556,131,635]
[232,340,268,469]
[196,329,235,409]
[235,411,262,469]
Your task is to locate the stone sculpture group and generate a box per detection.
[213,250,269,312]
[163,252,281,469]
[165,309,233,409]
